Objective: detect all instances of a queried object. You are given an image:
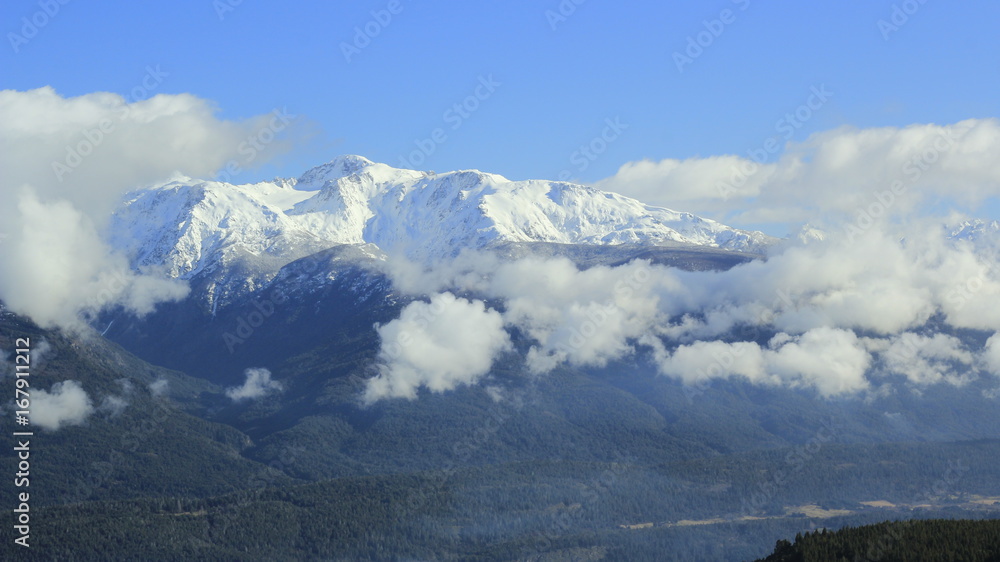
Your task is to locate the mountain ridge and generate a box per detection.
[106,156,776,305]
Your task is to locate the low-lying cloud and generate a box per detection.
[655,327,872,397]
[362,121,1000,401]
[369,215,1000,400]
[363,292,512,403]
[148,378,169,397]
[870,332,976,386]
[0,190,189,328]
[31,380,95,431]
[226,367,284,402]
[98,395,129,417]
[4,93,996,402]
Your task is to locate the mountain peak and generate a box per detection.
[950,218,1000,241]
[296,155,376,190]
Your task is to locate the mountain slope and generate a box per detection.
[0,307,293,507]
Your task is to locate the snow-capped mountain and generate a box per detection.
[792,223,828,245]
[108,155,776,304]
[950,218,1000,243]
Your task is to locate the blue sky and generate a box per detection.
[4,0,999,221]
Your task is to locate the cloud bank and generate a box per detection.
[0,87,300,329]
[355,119,1000,402]
[655,328,872,397]
[872,332,976,386]
[368,215,1000,401]
[4,94,995,402]
[596,119,1000,229]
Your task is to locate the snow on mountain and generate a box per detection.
[950,218,1000,243]
[792,223,828,244]
[948,219,1000,264]
[108,155,776,304]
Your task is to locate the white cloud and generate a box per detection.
[31,339,53,364]
[656,328,871,396]
[666,222,1000,338]
[31,380,95,431]
[874,332,975,386]
[99,395,129,417]
[594,155,776,210]
[0,190,189,329]
[116,378,135,395]
[225,367,283,402]
[488,257,669,373]
[597,119,1000,228]
[377,215,1000,398]
[654,339,768,386]
[0,348,10,379]
[765,328,872,396]
[0,87,301,330]
[0,87,294,217]
[983,333,1000,377]
[148,378,169,397]
[363,292,512,402]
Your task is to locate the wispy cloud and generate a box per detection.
[226,367,284,402]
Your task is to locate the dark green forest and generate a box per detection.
[756,519,1000,562]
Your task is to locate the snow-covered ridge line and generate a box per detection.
[107,155,777,303]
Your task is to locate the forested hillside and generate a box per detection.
[755,519,1000,561]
